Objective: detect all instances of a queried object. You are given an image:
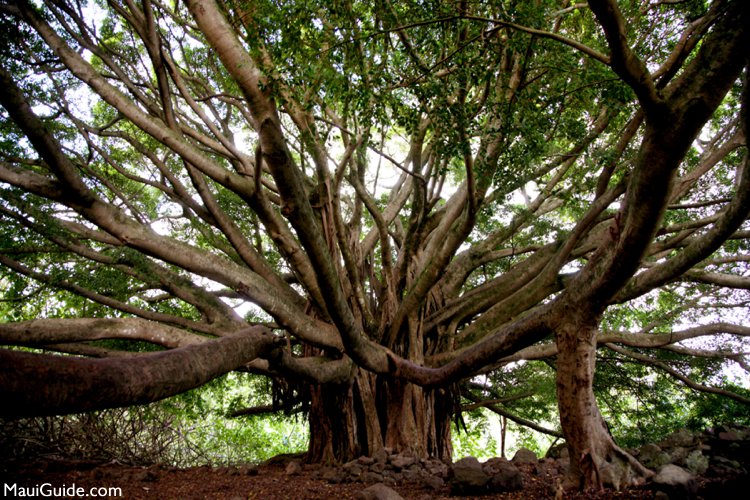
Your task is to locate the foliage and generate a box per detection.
[0,373,308,467]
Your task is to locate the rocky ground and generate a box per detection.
[2,425,748,499]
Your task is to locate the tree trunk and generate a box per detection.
[306,369,453,463]
[555,320,651,491]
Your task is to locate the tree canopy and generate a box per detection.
[0,0,748,489]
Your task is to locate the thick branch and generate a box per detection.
[587,0,661,112]
[0,327,281,418]
[186,0,390,373]
[0,318,206,349]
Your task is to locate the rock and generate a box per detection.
[670,446,690,464]
[390,454,416,469]
[450,456,490,495]
[420,472,444,490]
[546,442,568,459]
[358,455,376,466]
[684,450,708,475]
[343,460,364,478]
[599,461,636,492]
[423,459,448,477]
[558,457,570,476]
[131,469,158,482]
[718,430,741,442]
[652,464,697,500]
[711,455,742,470]
[388,471,403,483]
[285,460,302,476]
[321,466,346,484]
[372,448,389,465]
[483,456,510,474]
[401,467,421,482]
[511,448,538,464]
[355,483,404,500]
[370,461,386,474]
[238,464,258,476]
[639,443,671,469]
[660,429,696,448]
[488,461,523,492]
[361,471,385,484]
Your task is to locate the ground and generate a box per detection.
[0,457,656,500]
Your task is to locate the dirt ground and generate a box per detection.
[0,457,678,500]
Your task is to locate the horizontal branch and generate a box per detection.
[228,404,278,418]
[0,327,281,418]
[0,317,207,349]
[497,323,750,363]
[463,392,563,438]
[683,270,750,290]
[605,343,750,406]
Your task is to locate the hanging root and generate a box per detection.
[579,448,603,491]
[570,443,654,492]
[598,445,654,491]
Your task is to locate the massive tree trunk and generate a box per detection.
[555,319,651,490]
[306,370,453,463]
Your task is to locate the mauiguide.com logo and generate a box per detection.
[3,482,123,497]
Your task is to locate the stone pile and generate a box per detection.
[308,448,448,490]
[634,424,750,499]
[447,454,525,495]
[301,446,531,495]
[284,425,748,498]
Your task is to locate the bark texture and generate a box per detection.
[306,370,453,463]
[555,320,650,490]
[0,328,279,418]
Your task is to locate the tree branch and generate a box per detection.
[0,327,282,418]
[605,343,750,405]
[463,392,563,438]
[0,318,206,349]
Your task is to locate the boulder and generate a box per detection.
[355,483,404,500]
[488,461,524,492]
[285,460,302,476]
[545,442,568,459]
[660,429,696,448]
[511,448,538,464]
[372,448,389,465]
[684,450,708,475]
[390,454,416,470]
[423,458,448,477]
[449,456,490,495]
[420,472,445,490]
[320,466,346,484]
[639,443,671,469]
[652,464,697,500]
[342,460,364,478]
[361,471,385,484]
[717,429,741,442]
